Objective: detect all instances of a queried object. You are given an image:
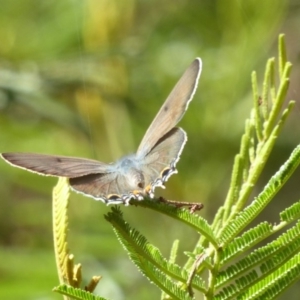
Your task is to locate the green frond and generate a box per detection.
[263,64,291,138]
[161,241,180,300]
[53,284,108,300]
[278,34,287,78]
[169,239,180,264]
[213,283,240,300]
[105,207,206,294]
[52,177,71,284]
[219,144,300,244]
[211,206,225,232]
[221,35,293,223]
[233,119,281,214]
[49,34,299,300]
[143,261,193,300]
[216,220,300,293]
[214,270,260,300]
[251,71,263,141]
[268,57,276,103]
[270,143,300,187]
[278,100,296,129]
[222,154,243,221]
[214,252,300,300]
[240,120,252,166]
[261,58,274,120]
[220,222,273,265]
[130,199,218,248]
[238,252,300,300]
[260,221,300,276]
[280,200,300,222]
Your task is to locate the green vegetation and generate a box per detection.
[1,1,300,300]
[50,35,300,299]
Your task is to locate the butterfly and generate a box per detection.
[1,58,202,205]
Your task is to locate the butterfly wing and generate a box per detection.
[137,127,186,196]
[70,173,117,202]
[137,58,202,158]
[1,152,143,204]
[1,59,202,203]
[1,153,110,177]
[69,171,142,204]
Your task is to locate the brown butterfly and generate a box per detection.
[1,58,202,205]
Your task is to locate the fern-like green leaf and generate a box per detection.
[251,71,263,141]
[105,207,206,295]
[220,222,273,265]
[169,239,179,264]
[280,200,300,222]
[222,154,243,222]
[260,221,300,276]
[219,144,300,245]
[278,34,287,78]
[143,261,193,300]
[216,220,300,294]
[52,177,71,285]
[261,58,274,120]
[161,241,180,300]
[238,252,300,300]
[130,199,218,248]
[53,284,108,300]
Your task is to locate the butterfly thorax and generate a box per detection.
[112,155,145,190]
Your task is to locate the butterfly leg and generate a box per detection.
[131,190,144,201]
[158,197,204,213]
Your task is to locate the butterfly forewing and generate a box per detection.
[137,58,202,158]
[1,153,110,178]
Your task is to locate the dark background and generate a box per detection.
[0,1,300,299]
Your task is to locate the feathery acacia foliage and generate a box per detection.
[52,35,300,300]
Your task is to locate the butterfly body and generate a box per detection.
[1,58,202,205]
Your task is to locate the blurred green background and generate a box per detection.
[0,1,300,299]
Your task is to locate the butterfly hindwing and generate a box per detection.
[138,127,186,191]
[69,171,144,204]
